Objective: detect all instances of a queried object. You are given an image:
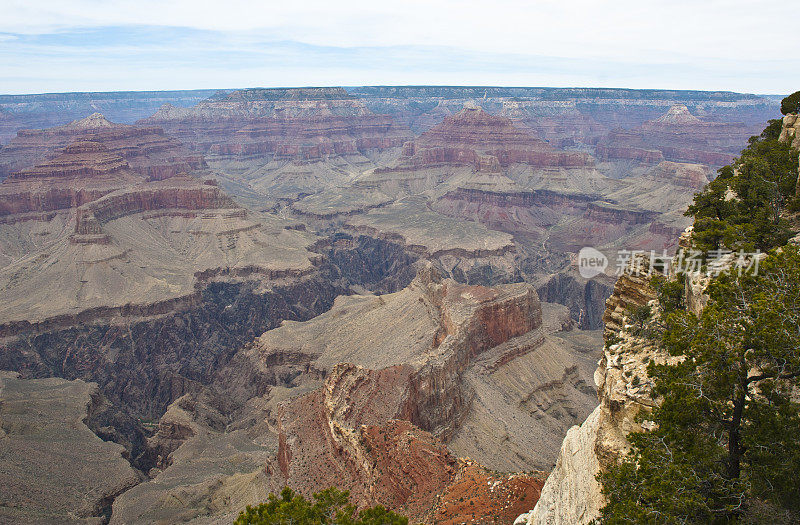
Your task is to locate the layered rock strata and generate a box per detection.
[385,105,590,173]
[141,88,411,161]
[595,104,751,168]
[519,263,666,524]
[0,113,206,180]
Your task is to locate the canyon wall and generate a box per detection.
[518,264,663,525]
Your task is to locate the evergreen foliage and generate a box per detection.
[781,90,800,115]
[686,119,798,254]
[234,488,409,525]
[599,97,800,524]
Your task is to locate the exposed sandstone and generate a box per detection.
[388,105,591,172]
[520,260,667,525]
[595,104,750,167]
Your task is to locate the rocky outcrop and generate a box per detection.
[781,113,800,150]
[74,177,233,233]
[780,113,800,196]
[264,269,547,520]
[140,88,412,161]
[387,105,590,172]
[0,113,206,180]
[0,372,142,523]
[520,263,664,524]
[275,363,459,521]
[595,104,750,167]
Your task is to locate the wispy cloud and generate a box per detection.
[0,1,797,94]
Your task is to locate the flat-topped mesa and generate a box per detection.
[140,87,413,161]
[74,177,235,235]
[596,104,750,167]
[393,105,591,171]
[9,141,128,181]
[0,113,207,179]
[223,86,355,101]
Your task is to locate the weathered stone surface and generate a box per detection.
[595,104,751,167]
[780,113,800,196]
[433,462,545,525]
[0,372,142,523]
[520,263,667,525]
[387,105,591,172]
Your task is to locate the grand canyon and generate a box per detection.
[0,83,790,524]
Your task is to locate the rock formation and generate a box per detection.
[0,372,142,523]
[780,113,800,196]
[261,269,595,522]
[595,104,751,168]
[388,105,590,172]
[139,88,413,201]
[0,112,206,180]
[518,259,673,525]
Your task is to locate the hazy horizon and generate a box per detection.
[2,0,798,95]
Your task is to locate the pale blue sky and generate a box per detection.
[1,1,797,95]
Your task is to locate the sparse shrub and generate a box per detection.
[234,487,408,525]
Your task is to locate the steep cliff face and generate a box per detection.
[595,104,751,167]
[388,105,590,172]
[141,88,412,161]
[519,264,666,525]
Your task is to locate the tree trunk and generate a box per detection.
[727,384,746,480]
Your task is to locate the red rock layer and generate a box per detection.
[274,363,457,522]
[595,104,749,167]
[0,140,138,217]
[433,463,546,525]
[0,113,206,180]
[391,106,591,171]
[140,88,413,161]
[8,141,128,181]
[434,188,595,232]
[270,276,543,521]
[73,177,233,235]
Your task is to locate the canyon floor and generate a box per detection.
[0,86,778,523]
